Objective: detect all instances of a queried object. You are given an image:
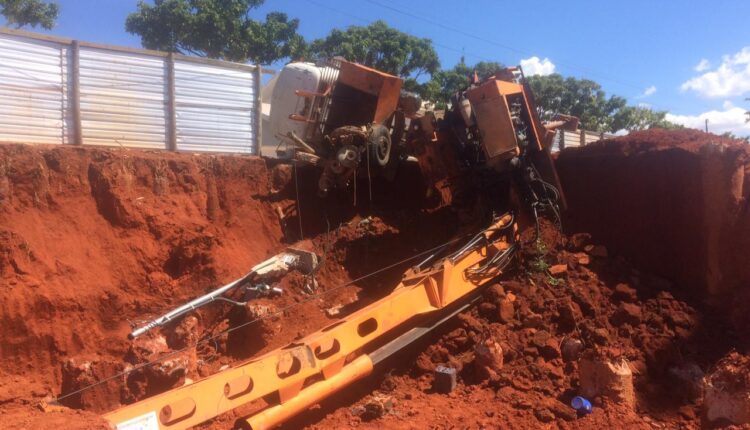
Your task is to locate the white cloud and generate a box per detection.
[681,47,750,98]
[666,107,750,136]
[694,59,711,72]
[638,85,657,98]
[520,56,555,76]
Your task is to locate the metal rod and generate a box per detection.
[70,40,82,145]
[166,52,177,151]
[129,271,253,339]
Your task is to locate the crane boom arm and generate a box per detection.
[104,215,516,430]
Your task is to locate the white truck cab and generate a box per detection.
[264,62,339,158]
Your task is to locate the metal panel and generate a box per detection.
[0,33,66,144]
[0,29,262,154]
[78,46,166,149]
[174,59,257,154]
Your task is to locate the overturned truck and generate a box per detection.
[101,57,574,429]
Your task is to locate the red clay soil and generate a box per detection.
[291,221,737,429]
[556,129,750,330]
[0,143,462,426]
[2,132,750,429]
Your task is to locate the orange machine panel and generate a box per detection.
[337,60,402,124]
[466,80,522,161]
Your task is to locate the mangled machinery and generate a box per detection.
[105,60,571,430]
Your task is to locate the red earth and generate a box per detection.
[1,129,750,429]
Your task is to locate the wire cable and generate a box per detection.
[52,230,480,403]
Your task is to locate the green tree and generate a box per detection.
[0,0,58,29]
[527,74,680,132]
[308,20,439,80]
[125,0,304,64]
[611,105,682,132]
[527,74,624,132]
[410,58,504,108]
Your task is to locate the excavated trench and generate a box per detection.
[0,143,465,427]
[1,130,750,429]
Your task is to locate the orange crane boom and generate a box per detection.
[104,214,516,430]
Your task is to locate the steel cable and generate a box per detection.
[53,230,481,403]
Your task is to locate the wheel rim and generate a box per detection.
[376,136,389,161]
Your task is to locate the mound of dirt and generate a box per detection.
[302,221,741,429]
[556,129,750,329]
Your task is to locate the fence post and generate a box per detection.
[166,53,177,151]
[559,130,565,150]
[70,40,82,145]
[253,65,262,156]
[579,129,586,147]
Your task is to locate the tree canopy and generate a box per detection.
[125,0,304,64]
[406,59,504,108]
[527,74,681,132]
[0,0,58,29]
[308,20,439,80]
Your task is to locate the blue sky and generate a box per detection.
[3,0,750,135]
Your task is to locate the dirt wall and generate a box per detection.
[0,142,465,424]
[556,129,750,322]
[0,144,286,400]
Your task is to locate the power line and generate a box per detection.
[364,0,642,90]
[362,0,719,115]
[304,0,494,64]
[311,0,716,118]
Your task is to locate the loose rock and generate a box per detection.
[579,355,635,409]
[611,302,642,326]
[549,264,568,275]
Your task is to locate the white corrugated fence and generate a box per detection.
[551,129,616,152]
[0,28,262,154]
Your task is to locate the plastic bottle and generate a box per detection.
[571,396,593,416]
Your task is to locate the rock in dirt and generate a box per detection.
[567,233,592,251]
[575,252,590,265]
[704,352,750,424]
[60,358,125,411]
[485,283,505,301]
[556,300,582,332]
[579,355,635,408]
[498,297,515,324]
[561,337,584,362]
[167,315,200,349]
[611,302,642,326]
[613,283,638,302]
[124,335,192,402]
[325,304,344,317]
[352,394,394,421]
[522,311,544,328]
[534,407,556,423]
[531,330,560,361]
[549,264,568,275]
[474,339,503,380]
[539,338,561,360]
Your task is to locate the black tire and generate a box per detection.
[368,124,391,167]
